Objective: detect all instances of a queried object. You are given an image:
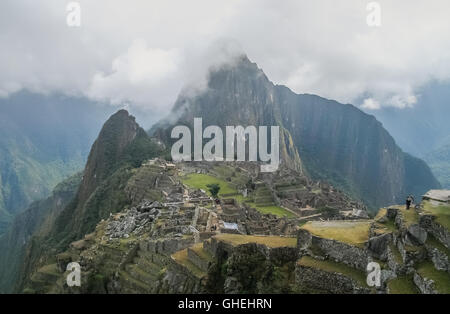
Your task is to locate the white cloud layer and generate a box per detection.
[1,0,450,120]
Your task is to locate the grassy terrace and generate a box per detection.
[422,200,450,230]
[213,234,297,248]
[181,173,237,196]
[181,173,294,218]
[210,165,249,187]
[387,275,418,294]
[416,261,450,293]
[190,243,214,262]
[300,220,371,247]
[374,208,387,220]
[297,256,367,287]
[389,205,419,227]
[372,208,397,234]
[246,202,295,218]
[171,249,206,279]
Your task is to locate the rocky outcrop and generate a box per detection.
[420,214,450,249]
[407,224,428,245]
[425,245,449,272]
[413,272,438,294]
[367,233,392,260]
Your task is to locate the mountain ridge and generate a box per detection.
[152,55,440,209]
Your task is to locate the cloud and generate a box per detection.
[1,0,450,121]
[361,98,381,110]
[87,39,182,112]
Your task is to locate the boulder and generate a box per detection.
[407,224,428,245]
[368,233,391,260]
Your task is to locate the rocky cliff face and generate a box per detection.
[152,55,303,173]
[153,55,440,210]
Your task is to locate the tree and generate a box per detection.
[206,184,220,198]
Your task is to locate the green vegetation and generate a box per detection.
[297,256,367,287]
[214,234,297,248]
[210,165,249,187]
[181,173,237,196]
[181,170,294,218]
[422,200,450,230]
[395,206,419,227]
[387,275,418,294]
[206,184,220,198]
[416,261,450,293]
[301,220,371,247]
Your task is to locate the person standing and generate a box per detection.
[406,195,413,210]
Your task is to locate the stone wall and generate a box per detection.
[140,238,194,255]
[311,236,370,270]
[295,264,371,294]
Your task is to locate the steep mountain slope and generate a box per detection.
[368,81,450,158]
[153,55,440,210]
[0,173,81,293]
[152,57,303,173]
[366,81,450,189]
[1,110,163,292]
[0,91,111,235]
[50,109,164,247]
[425,142,450,188]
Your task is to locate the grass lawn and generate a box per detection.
[181,173,295,218]
[422,200,450,230]
[387,275,418,294]
[301,220,371,247]
[416,261,450,294]
[214,234,297,248]
[181,173,237,196]
[297,256,367,287]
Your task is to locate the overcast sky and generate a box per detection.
[1,0,450,123]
